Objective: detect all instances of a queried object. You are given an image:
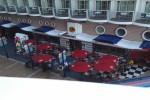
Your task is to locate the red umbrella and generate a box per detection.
[32,54,52,63]
[36,44,53,50]
[70,61,91,72]
[24,39,37,44]
[71,50,88,58]
[93,55,118,72]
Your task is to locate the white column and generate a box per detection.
[134,0,142,20]
[17,0,23,6]
[41,0,48,7]
[55,0,61,9]
[28,0,34,6]
[110,0,117,19]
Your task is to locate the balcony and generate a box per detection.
[17,6,28,15]
[55,8,70,19]
[6,5,17,14]
[133,13,150,27]
[88,10,108,23]
[71,9,88,21]
[40,7,54,18]
[28,7,40,16]
[0,5,7,13]
[109,11,134,25]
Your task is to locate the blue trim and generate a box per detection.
[0,20,11,26]
[140,41,150,48]
[135,82,150,87]
[94,34,122,44]
[15,23,31,28]
[33,26,55,33]
[108,76,150,84]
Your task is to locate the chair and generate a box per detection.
[141,13,146,22]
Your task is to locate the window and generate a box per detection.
[47,0,54,7]
[13,0,18,6]
[145,2,150,13]
[95,25,105,34]
[78,0,89,9]
[142,30,150,41]
[3,0,8,5]
[117,1,135,11]
[33,0,41,7]
[61,0,70,8]
[96,1,110,10]
[23,0,29,6]
[115,27,127,37]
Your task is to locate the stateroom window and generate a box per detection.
[78,0,89,9]
[117,1,135,11]
[96,1,110,10]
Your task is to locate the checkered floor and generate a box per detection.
[118,65,149,79]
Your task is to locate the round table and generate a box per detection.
[32,54,52,63]
[93,55,118,72]
[70,61,91,72]
[71,50,88,58]
[36,44,53,51]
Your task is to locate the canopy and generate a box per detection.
[34,26,55,33]
[94,34,122,44]
[76,33,97,42]
[45,29,66,36]
[140,41,150,48]
[0,20,15,28]
[15,23,36,32]
[116,39,142,49]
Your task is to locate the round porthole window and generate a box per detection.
[95,25,105,34]
[142,30,150,41]
[8,17,12,21]
[39,21,43,25]
[23,19,26,23]
[18,18,21,22]
[28,19,31,23]
[4,17,7,20]
[45,22,49,26]
[115,27,127,37]
[51,22,55,27]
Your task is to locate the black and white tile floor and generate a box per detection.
[118,65,149,79]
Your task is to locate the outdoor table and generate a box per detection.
[93,55,119,72]
[36,44,53,51]
[24,39,37,44]
[32,54,52,71]
[32,54,52,63]
[71,50,88,59]
[70,61,91,72]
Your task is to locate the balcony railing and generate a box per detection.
[89,10,108,20]
[110,11,134,22]
[55,8,70,17]
[135,13,150,24]
[17,6,28,14]
[6,5,17,13]
[28,7,40,15]
[40,7,54,17]
[0,5,7,13]
[71,9,88,19]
